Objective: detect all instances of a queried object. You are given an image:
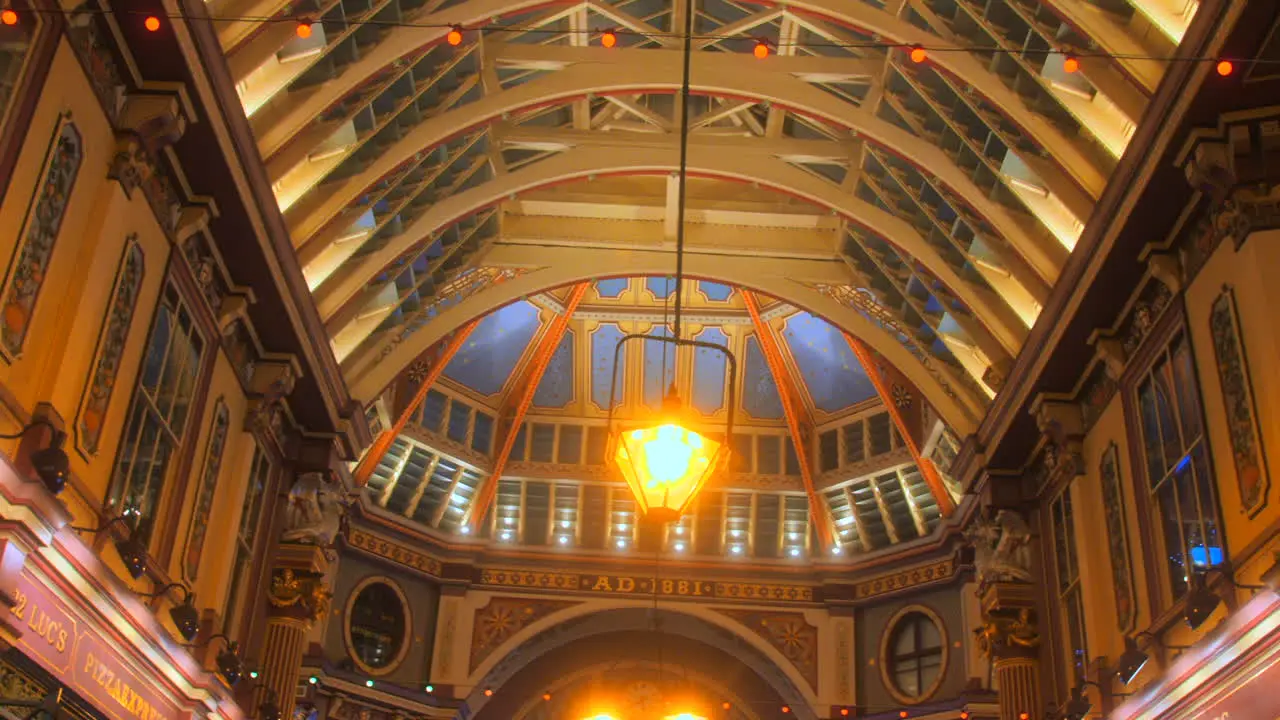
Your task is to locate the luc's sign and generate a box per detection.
[9,569,183,720]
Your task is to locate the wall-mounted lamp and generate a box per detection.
[1186,566,1265,630]
[0,420,69,495]
[1116,631,1190,685]
[139,583,199,642]
[187,634,244,686]
[71,515,148,579]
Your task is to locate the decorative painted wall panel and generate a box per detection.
[698,281,734,302]
[1100,443,1136,633]
[716,608,818,691]
[743,336,784,420]
[532,330,575,408]
[594,278,629,299]
[642,326,675,410]
[1209,287,1269,516]
[76,236,144,456]
[469,597,579,673]
[443,301,541,396]
[590,323,627,410]
[183,399,230,581]
[0,116,82,358]
[691,326,728,415]
[781,312,876,413]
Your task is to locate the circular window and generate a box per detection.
[345,578,410,674]
[880,607,947,704]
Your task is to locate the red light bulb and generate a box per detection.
[144,15,161,32]
[909,46,927,63]
[446,25,463,46]
[601,29,617,48]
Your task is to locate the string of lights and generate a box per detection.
[0,4,1259,77]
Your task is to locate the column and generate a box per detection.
[977,582,1042,720]
[258,544,332,720]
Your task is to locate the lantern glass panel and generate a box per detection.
[614,422,725,522]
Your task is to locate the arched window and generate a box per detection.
[885,611,945,701]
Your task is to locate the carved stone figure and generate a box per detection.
[966,509,1034,586]
[282,472,345,545]
[973,607,1040,658]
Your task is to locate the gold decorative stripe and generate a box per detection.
[346,528,443,575]
[853,557,955,600]
[480,568,815,602]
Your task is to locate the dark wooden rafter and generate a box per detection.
[351,321,478,486]
[741,291,835,549]
[844,333,956,516]
[467,282,591,530]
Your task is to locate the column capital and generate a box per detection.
[266,545,333,626]
[975,582,1041,662]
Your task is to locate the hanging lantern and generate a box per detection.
[606,334,736,524]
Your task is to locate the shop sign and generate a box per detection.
[1188,654,1280,720]
[9,570,184,720]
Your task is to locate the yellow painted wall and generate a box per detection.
[0,37,264,643]
[1184,230,1280,583]
[1060,229,1280,696]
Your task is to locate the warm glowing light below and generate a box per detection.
[753,41,769,59]
[144,15,161,32]
[614,422,723,521]
[1063,56,1079,73]
[909,46,927,63]
[447,27,463,46]
[0,9,16,25]
[640,424,699,484]
[1217,59,1234,76]
[601,30,617,48]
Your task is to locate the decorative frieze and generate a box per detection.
[346,527,443,576]
[1209,286,1270,516]
[0,115,82,359]
[183,399,230,580]
[75,235,144,456]
[477,567,817,602]
[1099,443,1136,633]
[850,556,956,600]
[267,568,332,625]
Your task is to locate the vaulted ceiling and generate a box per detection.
[214,0,1193,436]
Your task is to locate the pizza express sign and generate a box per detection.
[9,570,182,720]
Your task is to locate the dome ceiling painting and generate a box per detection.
[362,277,963,561]
[216,0,1196,559]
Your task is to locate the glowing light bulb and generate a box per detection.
[1063,55,1079,73]
[144,15,161,32]
[296,20,313,39]
[366,680,374,688]
[789,547,801,557]
[642,424,696,486]
[909,46,927,63]
[601,29,617,48]
[1,10,17,25]
[561,520,572,529]
[460,525,471,535]
[558,535,569,545]
[1217,59,1234,76]
[616,539,627,549]
[730,545,743,555]
[673,542,685,552]
[446,26,463,46]
[832,546,842,555]
[753,39,770,59]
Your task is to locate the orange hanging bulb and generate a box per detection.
[909,46,927,63]
[0,9,16,25]
[446,25,463,46]
[753,38,770,59]
[144,15,161,32]
[1217,59,1234,76]
[1063,55,1079,73]
[296,20,313,39]
[601,29,617,48]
